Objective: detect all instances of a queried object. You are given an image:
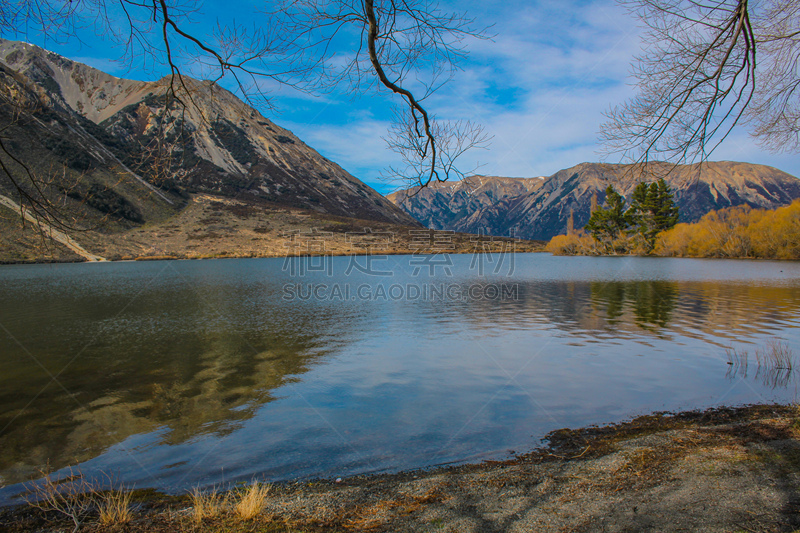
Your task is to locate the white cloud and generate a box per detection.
[280,114,399,184]
[268,0,800,189]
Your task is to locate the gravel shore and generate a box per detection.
[4,404,800,532]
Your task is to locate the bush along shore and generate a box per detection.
[3,404,800,532]
[548,196,800,260]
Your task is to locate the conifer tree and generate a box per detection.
[651,179,680,232]
[582,180,679,254]
[626,182,651,229]
[624,178,680,251]
[584,185,630,251]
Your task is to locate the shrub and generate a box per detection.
[67,183,144,223]
[655,200,800,259]
[545,231,597,255]
[26,467,95,532]
[42,135,95,171]
[211,119,256,165]
[25,468,132,531]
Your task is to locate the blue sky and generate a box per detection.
[10,0,800,194]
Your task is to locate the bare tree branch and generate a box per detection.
[383,108,490,192]
[601,0,763,166]
[602,0,799,168]
[269,0,493,187]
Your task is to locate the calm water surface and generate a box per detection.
[1,253,799,501]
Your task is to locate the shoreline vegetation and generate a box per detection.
[548,199,800,260]
[3,403,800,532]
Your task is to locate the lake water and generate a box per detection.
[1,253,799,502]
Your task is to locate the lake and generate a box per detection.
[1,253,799,502]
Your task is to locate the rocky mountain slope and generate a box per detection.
[386,175,545,231]
[0,37,415,241]
[388,162,800,240]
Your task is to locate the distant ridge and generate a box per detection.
[388,162,800,240]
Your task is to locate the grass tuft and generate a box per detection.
[97,488,132,526]
[190,487,229,523]
[755,339,795,370]
[726,339,796,387]
[234,483,270,520]
[726,346,750,376]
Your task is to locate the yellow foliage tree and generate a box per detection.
[545,231,597,255]
[654,200,800,259]
[750,201,800,259]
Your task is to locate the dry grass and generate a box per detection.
[189,483,270,523]
[233,483,270,520]
[97,488,132,526]
[190,487,229,523]
[726,339,796,388]
[756,339,795,370]
[340,487,444,531]
[24,468,133,531]
[3,192,545,265]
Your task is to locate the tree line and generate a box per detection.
[654,201,800,260]
[548,179,679,255]
[549,188,800,260]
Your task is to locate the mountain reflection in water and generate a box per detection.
[1,255,799,498]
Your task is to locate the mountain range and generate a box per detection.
[3,38,800,261]
[387,162,800,240]
[0,38,425,261]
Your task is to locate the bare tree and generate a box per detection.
[268,0,491,188]
[1,1,293,104]
[385,110,490,189]
[601,0,799,166]
[0,0,490,232]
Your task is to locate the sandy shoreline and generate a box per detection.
[3,404,800,532]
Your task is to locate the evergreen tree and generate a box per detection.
[584,185,630,251]
[581,180,679,254]
[625,178,680,251]
[626,182,651,229]
[651,178,680,232]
